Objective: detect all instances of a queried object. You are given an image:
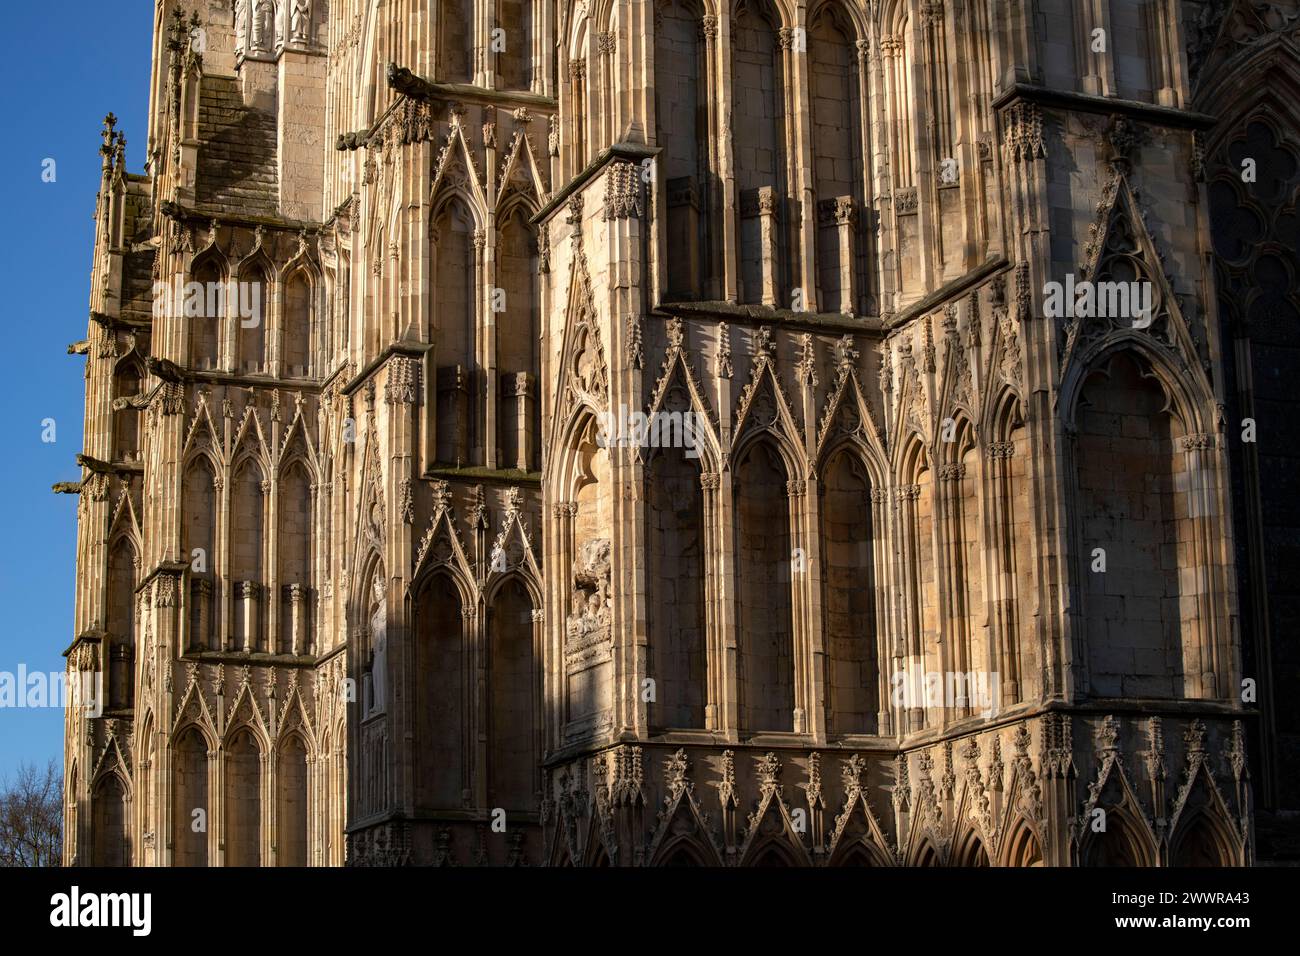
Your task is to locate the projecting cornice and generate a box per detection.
[532,141,660,226]
[886,257,1011,330]
[159,199,322,234]
[992,83,1219,130]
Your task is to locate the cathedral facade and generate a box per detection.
[62,0,1300,867]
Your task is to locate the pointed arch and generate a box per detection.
[438,0,474,83]
[111,353,145,462]
[277,456,315,655]
[236,255,272,374]
[985,387,1032,702]
[733,0,787,306]
[173,725,211,867]
[1080,806,1158,867]
[950,828,991,867]
[898,433,941,722]
[183,452,219,651]
[646,439,708,731]
[230,454,267,652]
[656,0,712,300]
[413,570,466,811]
[281,266,315,379]
[1001,816,1045,867]
[188,251,226,370]
[91,770,131,867]
[497,200,542,471]
[1169,806,1238,867]
[487,575,541,814]
[734,436,795,733]
[820,446,879,734]
[105,532,138,710]
[431,191,479,466]
[276,731,310,866]
[224,725,262,866]
[808,0,865,314]
[1068,348,1198,699]
[938,413,988,710]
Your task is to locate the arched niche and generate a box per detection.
[733,438,795,734]
[413,571,465,810]
[820,448,878,735]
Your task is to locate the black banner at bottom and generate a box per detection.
[0,865,1284,942]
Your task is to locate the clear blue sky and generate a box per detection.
[0,4,152,781]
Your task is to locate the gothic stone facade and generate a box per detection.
[62,0,1300,867]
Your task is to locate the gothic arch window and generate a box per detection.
[497,0,533,90]
[920,2,955,173]
[112,359,143,462]
[659,840,708,866]
[808,2,864,315]
[277,461,314,655]
[646,442,708,731]
[439,0,474,83]
[940,421,987,714]
[732,0,786,306]
[1110,3,1156,103]
[831,842,879,867]
[237,263,269,374]
[988,398,1033,702]
[361,561,389,716]
[734,439,795,734]
[750,841,798,867]
[432,196,478,466]
[282,271,313,378]
[1073,351,1192,699]
[91,773,130,867]
[1080,810,1155,867]
[173,727,210,867]
[913,841,941,866]
[497,204,541,471]
[189,257,223,370]
[66,763,78,862]
[487,578,539,813]
[655,0,710,300]
[1003,819,1044,867]
[880,2,914,190]
[106,536,137,710]
[231,458,267,652]
[899,439,940,727]
[224,728,262,866]
[138,720,157,866]
[414,572,465,810]
[1170,812,1234,867]
[564,415,614,733]
[820,449,878,735]
[183,457,219,651]
[277,734,309,866]
[951,830,990,867]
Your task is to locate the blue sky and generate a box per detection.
[0,4,153,781]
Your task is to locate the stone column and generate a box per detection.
[238,581,259,653]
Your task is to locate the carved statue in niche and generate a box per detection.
[565,537,612,654]
[369,573,388,711]
[235,0,249,54]
[290,0,312,43]
[251,0,275,54]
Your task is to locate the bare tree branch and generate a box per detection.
[0,760,64,867]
